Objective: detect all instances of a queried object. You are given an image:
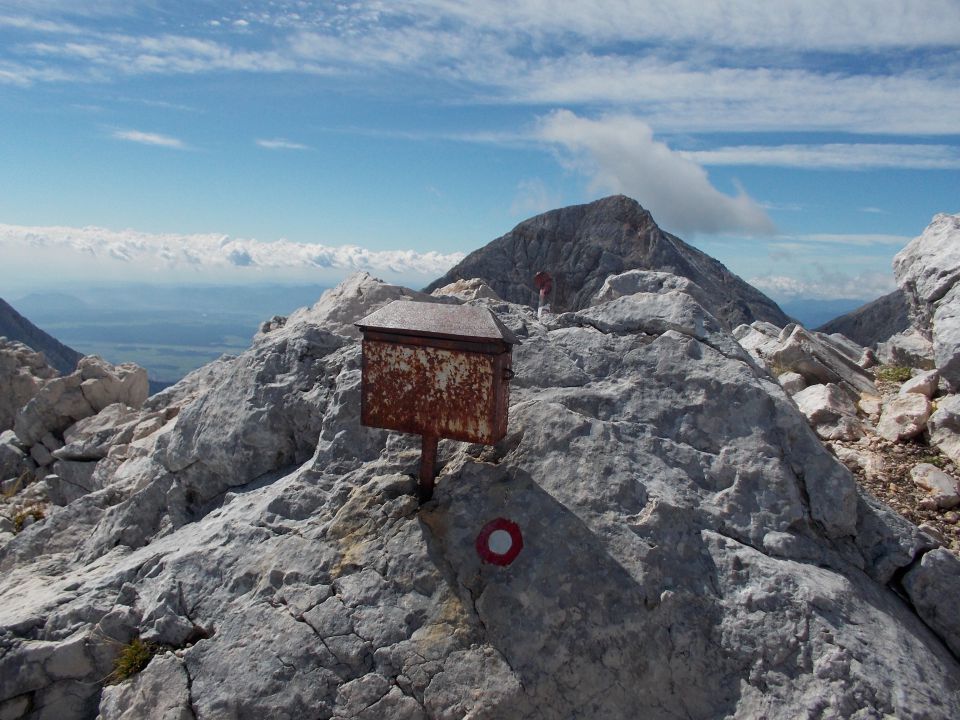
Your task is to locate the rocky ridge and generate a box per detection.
[0,298,83,376]
[424,195,790,330]
[815,289,910,348]
[1,270,958,719]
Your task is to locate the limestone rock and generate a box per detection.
[430,278,501,302]
[282,271,447,340]
[731,321,782,369]
[932,282,960,389]
[902,548,960,657]
[894,213,960,331]
[777,371,806,395]
[910,464,960,509]
[14,358,148,448]
[591,269,711,308]
[0,338,57,433]
[928,395,960,466]
[900,369,940,398]
[876,393,932,441]
[831,444,885,480]
[792,383,864,440]
[0,430,29,483]
[768,325,877,399]
[893,213,960,387]
[0,273,958,720]
[859,395,883,417]
[876,328,936,370]
[97,652,193,720]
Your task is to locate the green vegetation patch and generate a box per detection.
[875,366,913,383]
[107,637,159,684]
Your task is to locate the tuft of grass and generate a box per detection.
[2,470,33,499]
[12,506,45,533]
[875,365,913,383]
[918,454,948,469]
[106,637,158,684]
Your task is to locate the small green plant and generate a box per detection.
[918,455,948,469]
[12,506,45,533]
[875,365,912,383]
[107,637,158,684]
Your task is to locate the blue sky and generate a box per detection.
[1,1,958,301]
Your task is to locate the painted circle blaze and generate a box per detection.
[476,518,523,566]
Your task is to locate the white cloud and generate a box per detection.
[684,143,960,170]
[0,223,464,286]
[112,129,185,148]
[749,271,897,300]
[256,138,310,150]
[536,110,775,236]
[5,3,960,133]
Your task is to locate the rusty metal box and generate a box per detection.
[355,300,519,445]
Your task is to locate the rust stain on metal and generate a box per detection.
[362,339,508,443]
[356,300,518,501]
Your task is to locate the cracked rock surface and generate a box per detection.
[0,273,958,719]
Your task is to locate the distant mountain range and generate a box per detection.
[0,297,82,375]
[426,194,791,330]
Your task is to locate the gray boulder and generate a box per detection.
[792,383,864,440]
[876,328,936,369]
[902,548,960,657]
[876,394,932,441]
[928,394,960,466]
[894,213,960,386]
[14,357,148,448]
[735,322,877,400]
[910,464,960,509]
[0,273,957,719]
[0,338,58,434]
[901,369,940,398]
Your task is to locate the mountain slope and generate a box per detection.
[0,297,82,375]
[2,273,958,718]
[815,290,910,346]
[425,195,790,329]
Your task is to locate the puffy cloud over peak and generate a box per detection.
[537,110,776,236]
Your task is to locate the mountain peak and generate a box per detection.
[425,195,787,329]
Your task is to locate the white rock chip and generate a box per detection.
[910,464,960,509]
[900,369,940,398]
[792,383,864,440]
[876,393,932,441]
[777,371,806,395]
[431,277,501,302]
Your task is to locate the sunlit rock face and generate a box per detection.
[424,195,790,330]
[895,213,960,389]
[0,272,958,720]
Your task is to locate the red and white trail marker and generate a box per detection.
[475,518,523,566]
